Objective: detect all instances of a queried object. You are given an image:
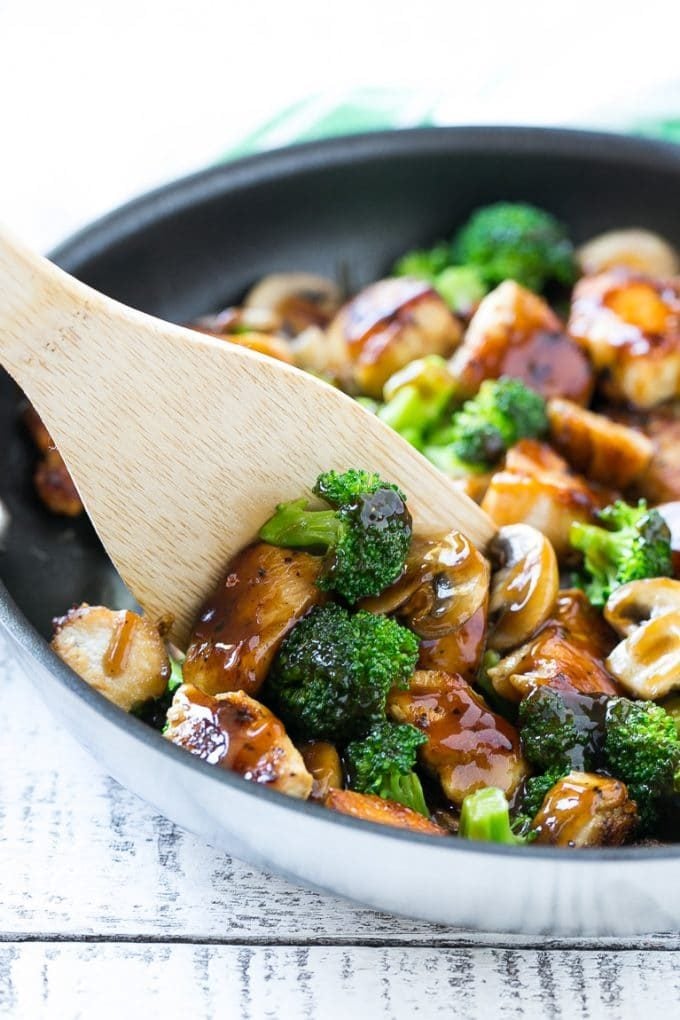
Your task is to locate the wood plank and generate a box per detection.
[1,641,678,948]
[2,941,680,1020]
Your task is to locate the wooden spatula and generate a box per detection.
[0,227,496,644]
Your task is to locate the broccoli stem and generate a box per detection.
[380,770,429,817]
[259,498,341,550]
[459,787,525,844]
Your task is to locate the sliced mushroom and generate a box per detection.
[487,524,558,651]
[604,578,680,637]
[361,531,490,679]
[449,280,593,404]
[184,543,325,697]
[547,397,653,489]
[388,670,528,806]
[530,771,638,847]
[244,272,342,335]
[568,269,680,409]
[606,610,680,700]
[577,228,679,278]
[51,605,170,711]
[299,741,343,800]
[363,531,489,636]
[192,305,282,336]
[324,789,447,835]
[326,277,462,398]
[165,684,313,799]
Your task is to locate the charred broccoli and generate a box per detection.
[346,720,428,815]
[459,787,527,844]
[429,377,548,469]
[451,202,577,292]
[519,685,608,775]
[604,698,680,831]
[266,603,419,742]
[259,469,412,602]
[570,499,673,608]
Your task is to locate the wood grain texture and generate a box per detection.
[0,229,495,643]
[2,943,680,1020]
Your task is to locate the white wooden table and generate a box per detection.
[2,639,680,1020]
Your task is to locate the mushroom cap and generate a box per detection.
[606,609,680,700]
[577,228,680,278]
[604,577,680,637]
[487,524,559,651]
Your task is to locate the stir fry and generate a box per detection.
[47,202,680,848]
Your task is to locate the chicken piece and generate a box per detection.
[325,277,462,398]
[299,741,343,800]
[388,670,528,806]
[165,684,312,799]
[51,605,169,711]
[530,772,638,847]
[609,404,680,505]
[547,398,653,489]
[23,404,83,516]
[449,280,593,404]
[184,543,325,698]
[481,439,608,560]
[324,788,447,835]
[568,269,680,408]
[554,588,618,661]
[488,590,621,704]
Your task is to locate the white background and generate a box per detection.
[2,0,680,250]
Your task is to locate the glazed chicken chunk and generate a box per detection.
[51,605,170,711]
[481,440,609,560]
[530,772,638,847]
[184,543,325,697]
[388,669,528,805]
[547,398,653,489]
[165,684,313,799]
[488,589,621,703]
[568,269,680,408]
[449,280,593,404]
[325,277,462,398]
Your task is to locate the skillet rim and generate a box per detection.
[4,124,680,863]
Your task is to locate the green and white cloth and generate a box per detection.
[222,87,680,161]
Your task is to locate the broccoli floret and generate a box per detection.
[346,720,428,815]
[442,377,548,469]
[432,265,487,316]
[266,604,419,742]
[451,201,576,292]
[521,767,567,820]
[570,499,673,608]
[459,787,527,844]
[604,698,680,831]
[393,243,451,282]
[393,244,488,314]
[377,356,456,449]
[519,686,608,774]
[132,655,184,731]
[259,469,412,602]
